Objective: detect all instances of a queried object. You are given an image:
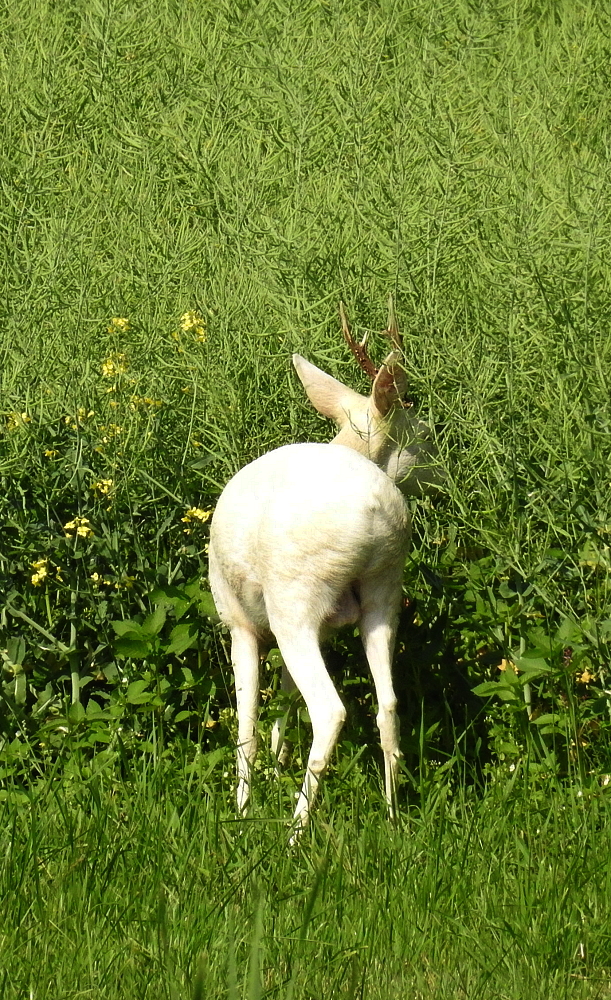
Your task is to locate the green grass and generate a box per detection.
[2,755,611,999]
[2,1,611,995]
[2,0,610,574]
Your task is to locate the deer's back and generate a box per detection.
[210,444,410,632]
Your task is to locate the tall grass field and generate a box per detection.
[1,0,611,996]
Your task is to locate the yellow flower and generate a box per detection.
[6,411,31,431]
[98,423,123,443]
[64,516,94,539]
[130,396,163,410]
[101,353,128,378]
[179,310,206,343]
[181,507,212,531]
[90,478,114,496]
[31,557,49,586]
[64,408,94,430]
[107,317,130,334]
[180,310,198,331]
[44,449,58,458]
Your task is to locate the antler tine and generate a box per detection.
[339,301,378,380]
[385,294,403,354]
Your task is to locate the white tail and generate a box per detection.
[209,300,442,836]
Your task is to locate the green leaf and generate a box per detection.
[184,578,204,599]
[112,619,146,639]
[180,667,195,688]
[472,675,522,704]
[536,724,566,736]
[126,680,153,704]
[515,654,551,677]
[149,582,197,619]
[198,591,219,619]
[556,618,579,643]
[85,698,110,720]
[531,713,565,729]
[114,638,152,658]
[149,584,190,606]
[95,600,108,623]
[173,600,193,622]
[7,636,26,666]
[266,648,285,669]
[68,701,86,723]
[141,605,167,639]
[525,629,555,654]
[189,451,220,471]
[85,730,113,744]
[495,687,523,704]
[165,622,199,655]
[472,681,502,698]
[14,670,27,706]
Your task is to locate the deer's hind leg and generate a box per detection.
[209,548,266,815]
[358,572,403,819]
[230,627,261,815]
[269,618,346,837]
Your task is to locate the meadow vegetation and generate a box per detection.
[1,0,611,996]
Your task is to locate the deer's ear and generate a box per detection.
[292,355,365,424]
[372,351,408,417]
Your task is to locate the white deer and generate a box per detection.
[209,299,442,835]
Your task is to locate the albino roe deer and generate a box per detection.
[209,299,442,836]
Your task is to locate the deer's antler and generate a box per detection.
[339,301,378,380]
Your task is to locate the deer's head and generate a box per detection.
[293,299,444,496]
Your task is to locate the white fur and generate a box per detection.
[209,352,442,835]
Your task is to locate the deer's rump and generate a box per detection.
[209,442,411,637]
